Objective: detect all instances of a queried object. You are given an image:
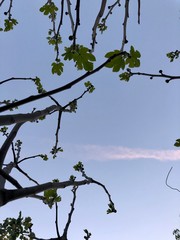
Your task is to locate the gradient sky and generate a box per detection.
[1,0,180,240]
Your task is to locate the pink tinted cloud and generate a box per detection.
[71,145,180,161]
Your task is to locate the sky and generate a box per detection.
[1,0,180,240]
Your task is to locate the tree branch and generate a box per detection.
[0,77,36,86]
[0,179,91,206]
[0,105,62,126]
[72,0,80,47]
[0,123,24,168]
[0,168,22,189]
[128,69,180,82]
[91,0,107,51]
[0,51,127,112]
[66,0,75,34]
[121,0,129,51]
[62,186,78,239]
[138,0,141,24]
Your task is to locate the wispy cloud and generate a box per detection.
[65,144,180,161]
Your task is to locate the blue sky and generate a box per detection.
[1,0,180,240]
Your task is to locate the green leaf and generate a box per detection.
[125,46,141,68]
[167,50,180,62]
[105,50,126,72]
[73,161,84,172]
[4,18,18,32]
[51,61,64,75]
[119,71,131,81]
[40,2,58,16]
[44,188,61,208]
[40,154,48,161]
[47,35,62,46]
[174,139,180,147]
[34,77,46,93]
[84,81,95,93]
[62,45,96,71]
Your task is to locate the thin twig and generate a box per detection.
[62,186,78,239]
[15,164,39,185]
[66,0,75,34]
[0,0,5,7]
[128,70,180,82]
[72,0,80,47]
[138,0,141,24]
[17,154,45,164]
[56,0,64,37]
[91,0,107,51]
[11,142,40,185]
[6,0,13,20]
[0,77,36,85]
[55,202,61,239]
[166,167,180,193]
[121,0,129,51]
[102,0,121,23]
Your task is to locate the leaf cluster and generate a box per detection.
[34,77,46,94]
[107,202,117,214]
[43,183,61,209]
[50,146,63,159]
[167,50,180,62]
[173,229,180,240]
[0,212,35,240]
[73,161,84,172]
[2,18,18,32]
[105,46,141,81]
[84,81,95,93]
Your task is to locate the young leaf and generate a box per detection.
[105,50,126,72]
[62,45,96,71]
[51,61,64,75]
[174,139,180,147]
[119,71,132,81]
[4,18,18,32]
[125,46,141,68]
[39,2,58,16]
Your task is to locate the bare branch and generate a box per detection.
[17,154,45,164]
[91,0,107,51]
[66,0,75,34]
[0,162,15,188]
[15,164,39,186]
[166,167,180,193]
[58,0,65,30]
[62,186,78,239]
[0,0,5,7]
[55,202,61,239]
[128,69,180,82]
[72,0,80,47]
[0,77,36,86]
[101,0,121,24]
[138,0,141,24]
[0,105,62,126]
[0,168,22,189]
[121,0,129,51]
